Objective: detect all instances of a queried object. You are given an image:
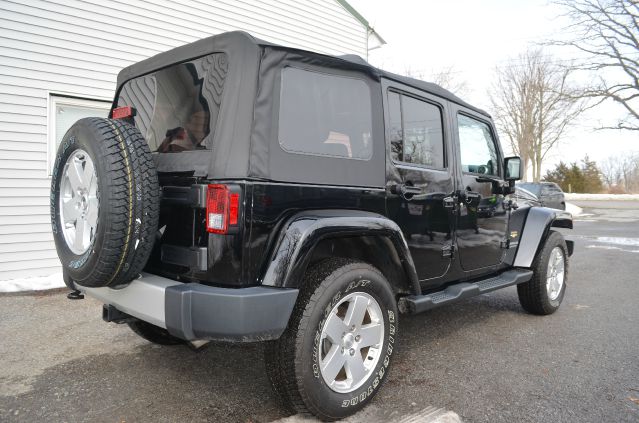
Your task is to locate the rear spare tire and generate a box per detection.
[50,117,159,288]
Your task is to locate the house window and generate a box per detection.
[48,95,110,174]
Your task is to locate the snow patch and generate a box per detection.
[594,236,639,247]
[586,245,639,253]
[565,202,583,216]
[565,193,639,201]
[0,273,65,293]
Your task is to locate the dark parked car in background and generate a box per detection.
[512,186,541,208]
[517,182,566,210]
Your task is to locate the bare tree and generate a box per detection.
[620,153,639,192]
[404,65,469,97]
[600,152,639,192]
[600,156,623,187]
[430,66,470,98]
[552,0,639,131]
[490,49,586,181]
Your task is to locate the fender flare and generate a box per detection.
[513,206,573,268]
[260,210,421,295]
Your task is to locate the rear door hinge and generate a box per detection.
[442,244,455,258]
[443,195,457,211]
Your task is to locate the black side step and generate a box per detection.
[403,269,533,314]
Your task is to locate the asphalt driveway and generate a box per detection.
[1,201,638,422]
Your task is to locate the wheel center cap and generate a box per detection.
[342,333,355,349]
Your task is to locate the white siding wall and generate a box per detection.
[0,0,368,280]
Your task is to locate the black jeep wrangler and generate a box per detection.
[51,31,574,421]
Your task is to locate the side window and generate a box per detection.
[457,114,499,176]
[387,90,445,168]
[278,67,373,160]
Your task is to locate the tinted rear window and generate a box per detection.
[278,67,373,160]
[116,53,228,153]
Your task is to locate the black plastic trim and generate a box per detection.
[161,244,207,271]
[161,184,207,208]
[260,209,421,295]
[513,207,573,268]
[165,284,298,342]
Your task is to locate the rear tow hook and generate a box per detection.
[67,290,84,300]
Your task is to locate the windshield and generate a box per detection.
[116,53,228,153]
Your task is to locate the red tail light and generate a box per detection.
[229,193,240,225]
[206,185,241,234]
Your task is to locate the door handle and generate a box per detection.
[401,185,422,195]
[390,183,421,200]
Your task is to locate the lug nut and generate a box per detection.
[349,348,355,356]
[350,325,356,331]
[355,335,361,342]
[341,347,344,353]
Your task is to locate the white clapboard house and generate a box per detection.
[0,0,384,282]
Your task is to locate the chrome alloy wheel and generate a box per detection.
[546,246,565,301]
[59,149,99,255]
[319,291,385,393]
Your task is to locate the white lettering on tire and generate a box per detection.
[340,308,396,408]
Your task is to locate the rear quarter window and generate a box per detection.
[116,53,228,153]
[278,67,373,160]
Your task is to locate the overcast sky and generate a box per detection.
[348,0,637,173]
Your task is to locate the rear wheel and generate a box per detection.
[265,259,398,421]
[517,231,568,315]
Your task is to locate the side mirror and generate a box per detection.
[504,156,522,181]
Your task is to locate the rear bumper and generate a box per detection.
[80,273,298,342]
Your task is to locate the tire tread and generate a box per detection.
[266,258,391,421]
[51,117,159,288]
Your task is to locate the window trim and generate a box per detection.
[386,88,447,171]
[277,66,374,161]
[456,111,502,178]
[47,93,111,175]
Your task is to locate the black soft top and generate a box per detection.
[116,31,489,117]
[114,31,490,184]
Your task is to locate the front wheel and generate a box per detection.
[265,259,398,421]
[517,231,568,315]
